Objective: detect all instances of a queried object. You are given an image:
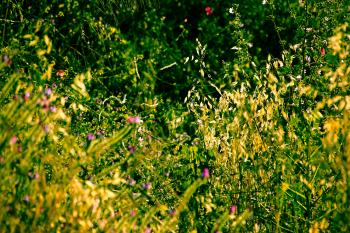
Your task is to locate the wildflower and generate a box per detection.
[168,208,176,216]
[143,183,151,190]
[2,55,12,66]
[130,209,137,217]
[202,168,209,178]
[320,47,325,56]
[229,7,234,14]
[13,95,18,100]
[205,6,213,16]
[128,178,136,186]
[127,116,141,124]
[144,228,151,233]
[10,136,17,145]
[50,106,57,113]
[38,97,50,111]
[0,157,4,164]
[230,205,237,214]
[184,17,188,23]
[87,133,95,141]
[128,145,136,154]
[17,146,22,153]
[56,69,65,78]
[44,88,52,96]
[96,130,105,136]
[305,56,311,63]
[24,92,30,101]
[24,195,30,203]
[34,173,40,180]
[44,125,50,133]
[52,83,57,89]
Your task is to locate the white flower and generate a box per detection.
[262,0,268,5]
[229,8,234,14]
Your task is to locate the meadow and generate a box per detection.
[0,0,350,232]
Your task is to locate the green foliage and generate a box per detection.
[1,0,350,232]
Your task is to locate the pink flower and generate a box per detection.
[202,168,209,178]
[50,106,57,113]
[10,136,17,145]
[127,116,141,124]
[320,47,325,56]
[44,88,52,96]
[24,92,30,101]
[230,205,237,214]
[128,145,136,154]
[130,209,137,217]
[143,183,151,190]
[205,6,213,16]
[87,133,95,141]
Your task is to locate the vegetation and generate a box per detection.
[1,0,349,232]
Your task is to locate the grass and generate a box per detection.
[0,1,350,232]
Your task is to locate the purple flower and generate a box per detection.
[44,88,52,96]
[127,116,141,124]
[128,145,136,154]
[202,168,209,179]
[44,125,50,133]
[230,205,237,215]
[143,183,151,190]
[50,106,57,113]
[87,133,95,141]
